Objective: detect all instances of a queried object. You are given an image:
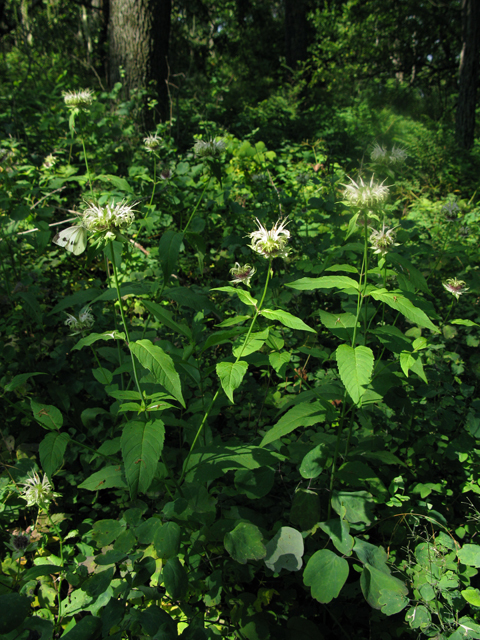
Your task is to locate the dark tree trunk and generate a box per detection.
[455,0,480,149]
[284,0,309,69]
[108,0,172,125]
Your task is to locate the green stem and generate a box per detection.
[327,395,348,520]
[80,136,93,195]
[90,345,110,384]
[179,260,272,485]
[146,154,158,218]
[46,512,64,626]
[443,299,456,326]
[105,251,125,390]
[183,177,211,234]
[109,242,143,396]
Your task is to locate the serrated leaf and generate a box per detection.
[39,432,70,478]
[31,400,63,431]
[154,522,181,559]
[163,556,188,600]
[158,231,184,283]
[232,329,269,358]
[72,330,126,351]
[303,549,349,603]
[318,310,358,341]
[370,289,438,332]
[260,401,328,447]
[121,419,165,498]
[142,300,192,339]
[268,351,290,375]
[130,339,185,407]
[336,345,374,406]
[286,276,359,291]
[78,465,127,491]
[4,372,45,392]
[212,286,258,307]
[216,361,248,403]
[97,174,133,193]
[261,308,316,332]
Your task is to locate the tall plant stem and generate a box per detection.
[145,154,158,218]
[351,215,370,346]
[80,136,93,195]
[105,252,124,390]
[109,242,143,397]
[327,396,348,520]
[179,260,273,485]
[47,512,64,626]
[183,177,211,233]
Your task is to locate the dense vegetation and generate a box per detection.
[2,2,480,639]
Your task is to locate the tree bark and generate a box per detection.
[108,0,172,124]
[455,0,480,149]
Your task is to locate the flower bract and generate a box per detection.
[20,472,60,512]
[65,307,94,334]
[369,224,399,256]
[443,278,469,300]
[248,217,290,260]
[342,176,389,208]
[230,262,256,287]
[194,138,226,158]
[144,134,162,152]
[63,89,94,109]
[81,199,137,233]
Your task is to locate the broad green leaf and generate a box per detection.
[372,325,411,354]
[264,526,304,572]
[299,443,329,479]
[336,460,388,499]
[4,372,45,392]
[39,432,70,478]
[31,400,63,431]
[96,174,133,193]
[202,327,246,352]
[331,490,376,525]
[232,329,269,358]
[163,557,188,600]
[336,344,374,406]
[458,544,480,567]
[0,593,35,634]
[462,588,480,607]
[60,615,102,640]
[290,490,321,531]
[136,517,162,544]
[234,467,275,499]
[216,315,251,327]
[354,539,390,571]
[91,282,151,303]
[216,360,248,403]
[360,563,408,612]
[386,253,430,294]
[303,549,349,603]
[121,419,165,498]
[405,605,432,629]
[78,465,127,491]
[268,351,290,375]
[325,263,359,273]
[370,289,438,332]
[23,564,63,580]
[130,339,185,407]
[400,351,415,377]
[261,308,316,333]
[158,231,184,283]
[141,605,177,638]
[72,330,125,351]
[154,521,181,558]
[452,318,479,327]
[224,522,266,564]
[260,401,328,447]
[286,276,359,291]
[82,566,115,598]
[212,286,258,307]
[318,310,358,341]
[92,519,126,547]
[143,300,192,339]
[319,519,354,556]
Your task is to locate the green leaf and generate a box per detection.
[97,174,133,193]
[59,615,102,640]
[0,594,33,634]
[405,605,432,629]
[386,253,430,294]
[290,490,321,531]
[458,544,480,567]
[130,339,185,407]
[39,432,70,478]
[369,289,438,332]
[23,564,63,580]
[4,372,45,392]
[121,419,165,498]
[462,588,480,606]
[234,467,275,499]
[336,460,388,499]
[303,549,349,603]
[30,400,63,431]
[336,344,374,406]
[319,519,354,556]
[331,490,376,526]
[91,282,151,303]
[232,329,269,358]
[141,605,177,638]
[201,327,246,353]
[163,556,188,600]
[268,351,291,375]
[318,310,358,341]
[261,309,316,332]
[286,276,359,291]
[260,401,329,447]
[82,566,115,598]
[452,318,479,327]
[78,465,127,491]
[72,330,125,351]
[92,519,126,547]
[224,522,266,564]
[264,526,304,572]
[299,443,329,479]
[158,231,184,283]
[212,286,258,307]
[360,563,408,613]
[216,360,248,403]
[154,522,181,559]
[216,315,251,327]
[143,300,192,339]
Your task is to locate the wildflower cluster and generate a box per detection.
[42,154,56,169]
[20,471,60,512]
[230,263,256,287]
[248,218,290,260]
[343,176,389,209]
[370,144,407,165]
[144,134,162,152]
[63,89,94,109]
[64,307,94,335]
[81,200,137,234]
[442,201,460,221]
[369,224,399,256]
[443,278,469,300]
[194,138,226,158]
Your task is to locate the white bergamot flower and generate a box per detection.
[443,278,469,300]
[64,306,94,335]
[342,176,389,208]
[230,263,256,287]
[248,217,290,260]
[20,472,60,512]
[369,224,399,256]
[194,138,226,158]
[371,144,407,165]
[63,89,94,109]
[81,199,138,233]
[144,134,162,152]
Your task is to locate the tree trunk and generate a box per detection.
[108,0,172,125]
[455,0,480,149]
[284,0,309,69]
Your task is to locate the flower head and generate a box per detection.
[442,201,460,221]
[194,138,226,158]
[81,199,137,233]
[248,217,290,260]
[443,278,469,300]
[10,531,30,551]
[371,144,407,165]
[64,306,94,335]
[230,263,256,287]
[42,154,56,169]
[342,176,389,209]
[144,134,162,152]
[63,89,94,109]
[369,224,399,256]
[20,472,60,512]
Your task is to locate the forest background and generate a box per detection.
[3,1,480,639]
